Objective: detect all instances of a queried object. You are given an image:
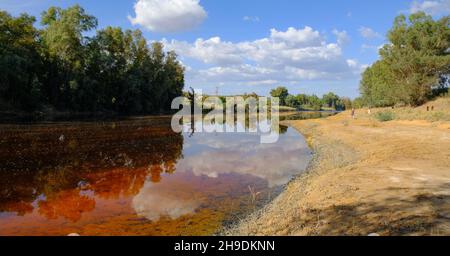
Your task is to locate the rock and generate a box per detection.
[67,233,80,236]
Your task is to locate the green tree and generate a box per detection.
[285,95,299,108]
[360,60,405,107]
[162,50,185,110]
[40,5,98,109]
[270,86,289,106]
[338,97,353,110]
[0,11,42,110]
[352,97,364,109]
[361,12,450,106]
[87,26,143,112]
[0,6,185,115]
[322,92,340,109]
[307,95,322,111]
[295,94,309,107]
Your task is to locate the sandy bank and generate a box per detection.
[227,105,450,236]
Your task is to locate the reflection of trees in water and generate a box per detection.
[38,190,96,222]
[0,118,183,220]
[188,113,283,136]
[279,125,288,134]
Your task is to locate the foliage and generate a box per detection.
[285,95,299,109]
[270,86,289,106]
[360,12,450,107]
[306,95,322,111]
[0,6,184,114]
[374,110,396,122]
[352,97,364,109]
[281,90,350,111]
[0,11,42,110]
[322,92,340,109]
[340,97,354,110]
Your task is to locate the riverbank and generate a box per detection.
[0,109,177,124]
[227,98,450,236]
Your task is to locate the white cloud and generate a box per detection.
[410,0,450,15]
[332,29,351,46]
[163,37,244,65]
[270,26,323,47]
[128,0,207,33]
[346,59,358,68]
[243,16,260,22]
[359,26,381,39]
[164,26,365,87]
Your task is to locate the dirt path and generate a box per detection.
[227,109,450,236]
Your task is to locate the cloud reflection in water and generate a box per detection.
[132,182,201,221]
[177,127,312,188]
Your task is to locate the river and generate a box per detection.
[0,112,333,235]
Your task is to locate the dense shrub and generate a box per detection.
[374,111,396,122]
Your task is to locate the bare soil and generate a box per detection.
[227,101,450,236]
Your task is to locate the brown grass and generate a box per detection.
[371,97,450,122]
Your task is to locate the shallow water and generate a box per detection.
[0,114,313,236]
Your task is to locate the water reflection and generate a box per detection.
[0,113,313,235]
[0,118,183,221]
[177,125,310,188]
[132,180,202,222]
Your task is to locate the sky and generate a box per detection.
[1,0,449,98]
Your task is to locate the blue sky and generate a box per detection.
[1,0,449,98]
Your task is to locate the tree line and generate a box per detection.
[270,86,353,111]
[360,12,449,107]
[0,5,184,114]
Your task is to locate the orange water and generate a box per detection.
[0,116,311,236]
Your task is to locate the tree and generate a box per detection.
[163,50,185,110]
[361,12,450,106]
[270,86,289,106]
[352,97,364,109]
[86,28,184,113]
[0,6,185,115]
[285,95,299,108]
[295,94,309,107]
[307,95,322,111]
[338,97,353,110]
[360,60,405,107]
[40,5,98,109]
[322,92,340,109]
[0,11,42,110]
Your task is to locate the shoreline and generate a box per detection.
[221,114,355,235]
[0,110,177,124]
[226,107,450,236]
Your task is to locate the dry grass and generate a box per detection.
[225,97,450,236]
[369,98,450,122]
